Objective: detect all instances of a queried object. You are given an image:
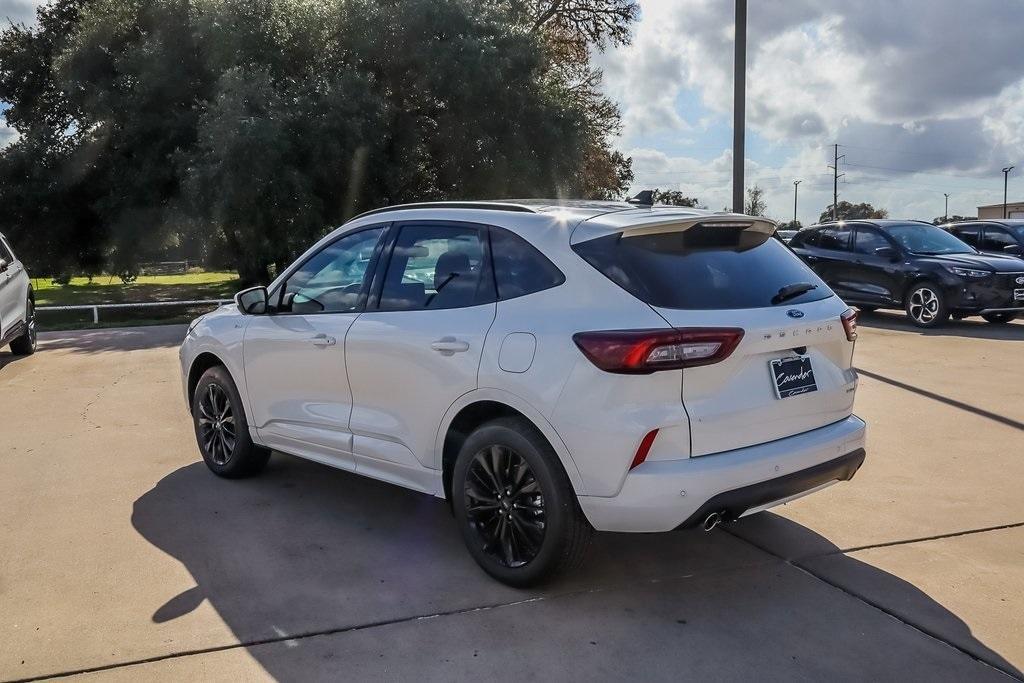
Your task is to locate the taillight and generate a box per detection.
[572,328,744,374]
[841,308,858,341]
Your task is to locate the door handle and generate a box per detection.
[431,337,470,355]
[310,334,336,347]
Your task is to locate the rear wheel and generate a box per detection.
[982,312,1017,324]
[9,297,37,355]
[905,283,949,328]
[452,417,591,587]
[192,365,270,478]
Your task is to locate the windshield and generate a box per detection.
[885,223,974,255]
[1006,224,1024,239]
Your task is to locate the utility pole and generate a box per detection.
[943,193,949,222]
[828,144,845,221]
[1003,166,1015,219]
[732,0,746,214]
[793,180,802,224]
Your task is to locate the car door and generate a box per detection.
[345,221,496,488]
[849,225,902,304]
[242,225,388,469]
[0,235,23,335]
[799,225,854,299]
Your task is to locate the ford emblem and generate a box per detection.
[787,309,804,319]
[1017,276,1024,285]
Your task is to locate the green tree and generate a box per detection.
[0,0,637,282]
[653,189,700,207]
[819,201,889,223]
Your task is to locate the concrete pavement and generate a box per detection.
[1,315,1022,681]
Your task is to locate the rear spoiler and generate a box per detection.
[571,211,778,246]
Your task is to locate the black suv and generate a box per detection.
[944,220,1024,257]
[789,220,1024,327]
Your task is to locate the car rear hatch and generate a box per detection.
[572,213,858,457]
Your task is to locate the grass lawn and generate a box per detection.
[32,271,243,331]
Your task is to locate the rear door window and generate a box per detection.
[951,224,981,247]
[572,228,831,310]
[818,225,852,251]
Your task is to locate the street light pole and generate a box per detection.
[732,0,746,214]
[943,193,949,222]
[1003,167,1015,219]
[793,180,802,224]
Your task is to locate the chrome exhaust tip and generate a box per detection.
[702,511,724,532]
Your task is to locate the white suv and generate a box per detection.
[180,200,866,585]
[0,232,36,356]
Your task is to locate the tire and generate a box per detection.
[9,297,37,356]
[452,417,591,587]
[904,282,949,328]
[982,312,1017,324]
[191,365,270,478]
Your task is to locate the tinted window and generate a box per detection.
[981,227,1017,251]
[490,227,564,300]
[379,224,492,311]
[572,229,831,310]
[790,229,820,248]
[0,236,13,262]
[280,226,385,314]
[818,225,852,251]
[853,228,891,255]
[951,225,981,247]
[885,223,973,255]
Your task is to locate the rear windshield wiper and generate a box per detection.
[772,282,817,305]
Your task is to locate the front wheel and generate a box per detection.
[982,312,1017,324]
[192,365,270,478]
[905,283,949,328]
[452,417,591,587]
[9,298,37,355]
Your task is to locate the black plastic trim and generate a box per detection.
[676,448,866,529]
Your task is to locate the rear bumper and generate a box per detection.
[577,415,866,532]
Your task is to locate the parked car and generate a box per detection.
[789,220,1024,327]
[944,220,1024,257]
[0,231,36,355]
[180,200,866,586]
[776,228,799,243]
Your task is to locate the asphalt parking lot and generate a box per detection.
[2,314,1023,682]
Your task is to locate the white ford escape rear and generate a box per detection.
[180,199,866,587]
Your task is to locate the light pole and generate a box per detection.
[1003,167,1015,219]
[732,0,746,213]
[943,193,949,222]
[793,180,802,225]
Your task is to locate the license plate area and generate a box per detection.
[769,356,817,399]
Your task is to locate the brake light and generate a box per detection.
[841,308,858,341]
[572,328,744,374]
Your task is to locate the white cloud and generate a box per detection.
[601,0,1024,220]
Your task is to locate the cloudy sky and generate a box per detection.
[2,0,1023,223]
[596,0,1024,223]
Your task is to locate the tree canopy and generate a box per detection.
[819,201,889,223]
[0,0,637,282]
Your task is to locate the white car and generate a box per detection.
[0,232,36,356]
[180,200,866,586]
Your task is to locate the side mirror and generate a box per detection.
[0,258,8,273]
[874,246,898,260]
[235,286,269,315]
[1003,244,1022,256]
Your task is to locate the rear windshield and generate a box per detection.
[572,228,832,310]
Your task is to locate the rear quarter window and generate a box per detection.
[490,227,565,300]
[572,228,832,310]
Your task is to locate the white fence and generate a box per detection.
[37,299,232,324]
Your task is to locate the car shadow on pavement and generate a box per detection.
[131,455,1022,680]
[857,310,1024,340]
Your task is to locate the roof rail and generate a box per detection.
[351,201,538,221]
